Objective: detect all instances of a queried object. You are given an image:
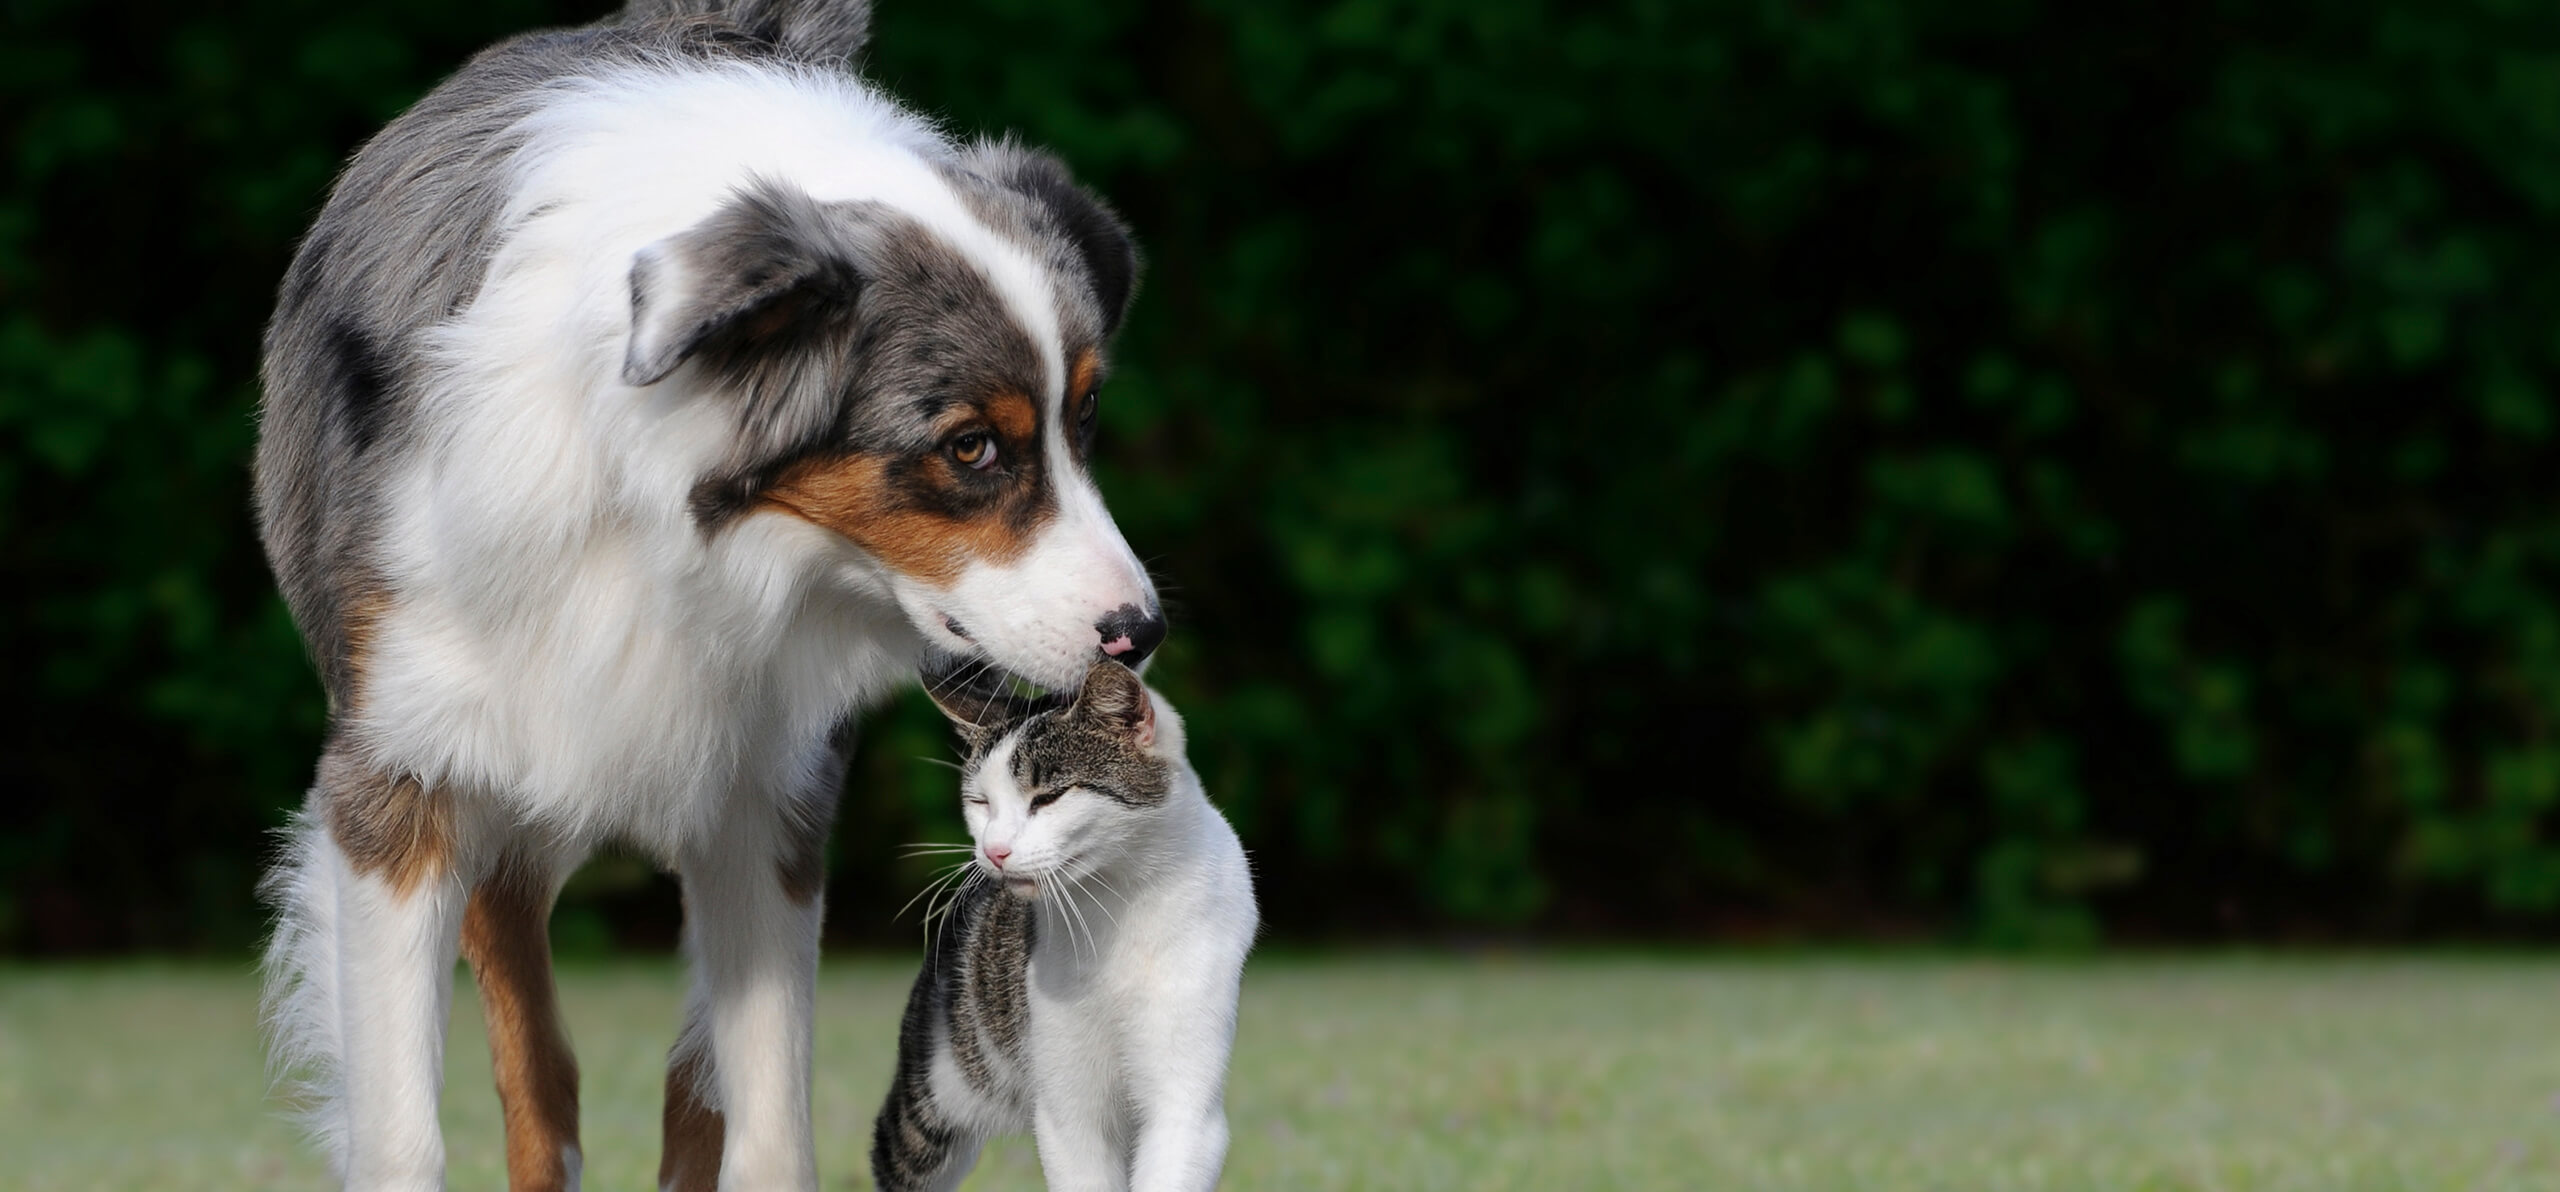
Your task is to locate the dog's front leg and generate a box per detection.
[317,757,473,1192]
[663,796,831,1192]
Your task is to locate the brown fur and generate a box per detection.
[462,861,582,1192]
[319,748,453,895]
[659,1046,726,1192]
[776,807,832,905]
[761,450,1046,584]
[778,717,855,903]
[984,389,1038,442]
[1066,347,1099,405]
[333,586,391,716]
[1063,348,1104,465]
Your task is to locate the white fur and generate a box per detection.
[948,692,1258,1192]
[266,59,1155,1191]
[671,803,827,1189]
[261,813,352,1163]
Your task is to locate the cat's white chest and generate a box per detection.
[1021,843,1256,1122]
[1024,885,1192,1041]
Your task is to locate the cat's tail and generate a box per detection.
[870,1069,960,1191]
[871,951,983,1192]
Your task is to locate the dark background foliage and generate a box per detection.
[8,0,2560,953]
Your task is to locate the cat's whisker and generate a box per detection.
[923,866,979,926]
[1037,874,1078,960]
[1064,865,1120,933]
[1046,873,1097,964]
[1072,864,1129,922]
[1058,869,1117,967]
[915,866,978,989]
[922,867,985,969]
[893,860,973,923]
[1070,876,1104,960]
[933,657,1007,737]
[1068,882,1102,963]
[924,657,995,700]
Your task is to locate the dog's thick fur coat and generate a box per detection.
[254,2,1160,1188]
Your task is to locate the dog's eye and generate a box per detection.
[1077,389,1099,430]
[1028,789,1063,812]
[950,432,998,470]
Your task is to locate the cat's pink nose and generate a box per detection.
[984,844,1011,869]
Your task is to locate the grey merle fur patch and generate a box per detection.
[258,12,834,705]
[943,140,1142,340]
[620,0,873,63]
[666,186,1060,531]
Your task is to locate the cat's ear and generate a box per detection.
[1071,660,1155,748]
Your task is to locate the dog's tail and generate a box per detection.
[260,804,353,1176]
[622,0,874,62]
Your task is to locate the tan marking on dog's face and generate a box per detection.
[658,1047,724,1192]
[760,454,1020,585]
[320,748,451,895]
[759,392,1057,586]
[1066,348,1100,407]
[985,389,1038,442]
[462,861,581,1192]
[1062,347,1106,463]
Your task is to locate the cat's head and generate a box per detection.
[926,660,1190,898]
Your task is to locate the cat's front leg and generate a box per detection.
[1029,996,1132,1192]
[1124,969,1243,1192]
[1128,1104,1228,1192]
[1030,1097,1130,1192]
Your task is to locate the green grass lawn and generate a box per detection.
[3,954,2557,1190]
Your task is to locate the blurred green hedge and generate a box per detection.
[7,0,2560,951]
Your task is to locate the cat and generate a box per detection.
[871,660,1257,1192]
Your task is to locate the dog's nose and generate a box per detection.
[1095,604,1166,667]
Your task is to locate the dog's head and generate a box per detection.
[620,142,1161,693]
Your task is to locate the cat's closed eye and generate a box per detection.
[1027,789,1064,812]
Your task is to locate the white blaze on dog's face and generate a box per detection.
[746,338,1159,693]
[881,339,1161,692]
[622,148,1163,692]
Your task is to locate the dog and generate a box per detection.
[252,1,1162,1188]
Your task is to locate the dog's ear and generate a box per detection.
[1068,660,1155,748]
[623,180,868,388]
[958,142,1140,337]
